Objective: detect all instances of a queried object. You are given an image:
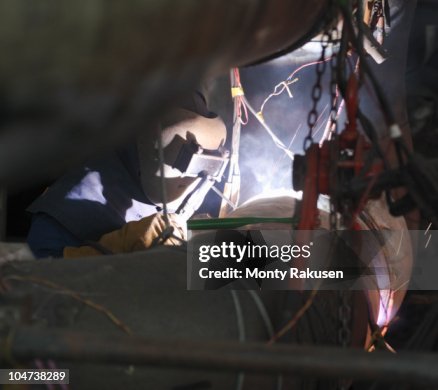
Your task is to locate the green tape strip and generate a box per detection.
[187,217,298,230]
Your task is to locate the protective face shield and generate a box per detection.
[137,107,227,214]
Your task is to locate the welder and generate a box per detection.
[26,91,228,258]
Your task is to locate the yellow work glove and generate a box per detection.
[63,213,186,258]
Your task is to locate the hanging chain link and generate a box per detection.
[330,14,350,358]
[337,290,352,390]
[303,31,331,151]
[325,10,351,390]
[329,23,340,232]
[328,26,339,140]
[338,291,351,347]
[302,8,352,387]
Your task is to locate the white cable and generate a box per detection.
[242,96,294,161]
[260,78,298,114]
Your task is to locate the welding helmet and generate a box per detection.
[137,94,227,212]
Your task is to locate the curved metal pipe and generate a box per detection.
[0,0,329,188]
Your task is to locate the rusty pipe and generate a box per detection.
[6,326,438,386]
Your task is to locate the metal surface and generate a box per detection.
[6,326,438,386]
[0,244,374,389]
[0,0,329,189]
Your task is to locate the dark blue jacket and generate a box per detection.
[27,144,159,257]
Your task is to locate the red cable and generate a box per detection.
[287,56,333,81]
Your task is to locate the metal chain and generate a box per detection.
[329,24,339,232]
[329,25,339,140]
[325,25,352,357]
[303,31,330,151]
[338,292,351,348]
[337,291,352,390]
[329,14,351,390]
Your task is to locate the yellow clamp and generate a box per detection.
[231,86,244,98]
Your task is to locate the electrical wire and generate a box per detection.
[241,95,294,161]
[335,12,392,181]
[232,68,248,126]
[257,57,337,153]
[259,78,298,116]
[220,68,243,214]
[268,288,320,345]
[3,275,134,335]
[343,3,394,125]
[340,1,411,170]
[354,3,412,175]
[287,57,333,81]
